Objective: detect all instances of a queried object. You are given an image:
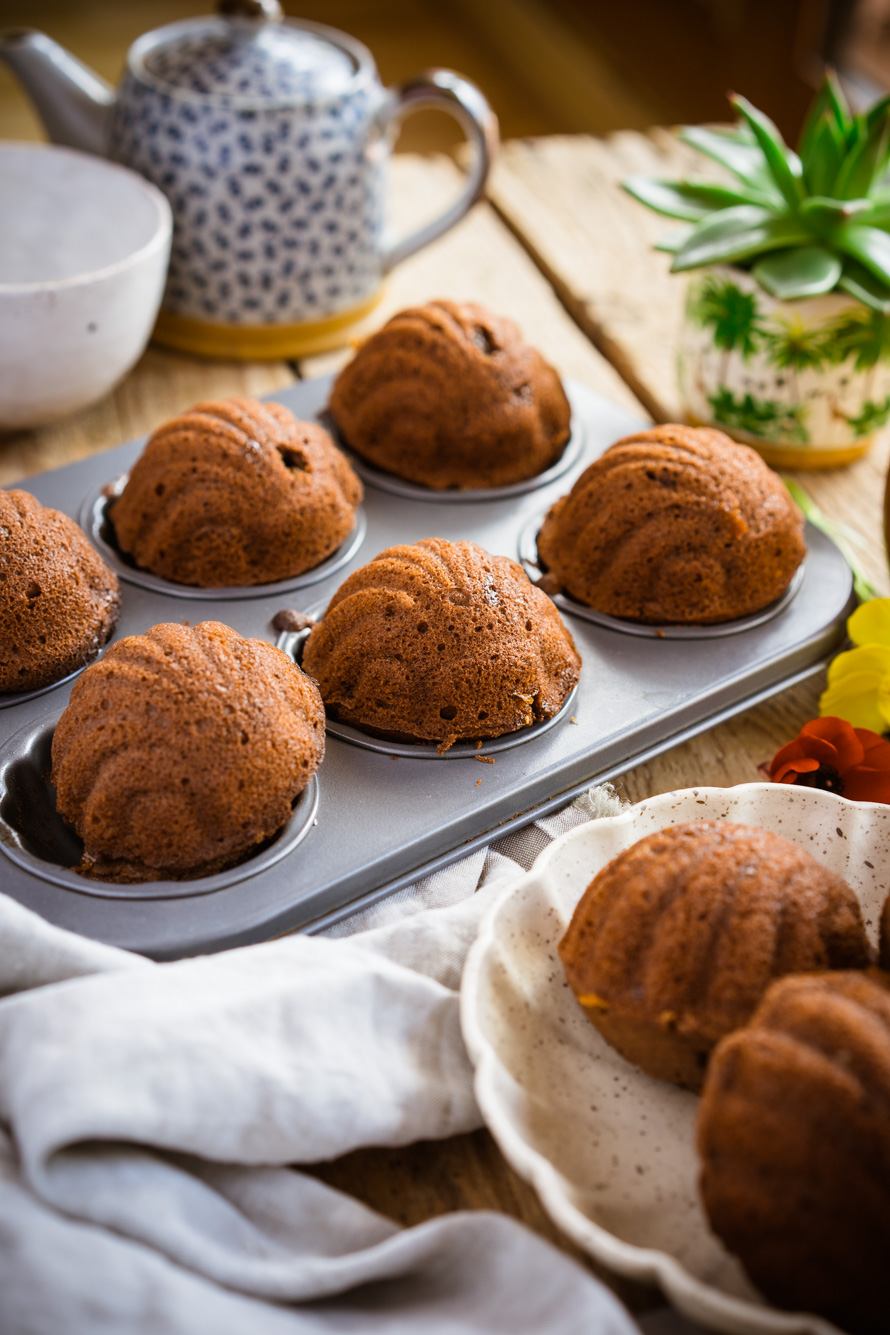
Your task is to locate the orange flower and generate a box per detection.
[766,717,890,804]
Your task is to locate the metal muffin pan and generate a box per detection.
[0,376,855,958]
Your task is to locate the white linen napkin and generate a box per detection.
[0,786,648,1335]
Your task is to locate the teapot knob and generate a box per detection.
[217,0,283,20]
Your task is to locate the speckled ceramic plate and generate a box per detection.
[461,783,890,1335]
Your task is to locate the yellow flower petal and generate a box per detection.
[820,672,887,733]
[826,645,890,684]
[848,599,890,648]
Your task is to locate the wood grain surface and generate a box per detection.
[3,135,887,1321]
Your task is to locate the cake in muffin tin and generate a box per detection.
[0,489,119,693]
[52,621,325,883]
[328,301,572,490]
[537,423,806,624]
[109,398,362,588]
[302,537,581,750]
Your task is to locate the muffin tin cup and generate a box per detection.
[0,710,320,900]
[278,609,580,758]
[322,413,586,504]
[0,661,95,712]
[518,511,808,640]
[79,474,368,601]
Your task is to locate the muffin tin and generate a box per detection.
[0,376,855,958]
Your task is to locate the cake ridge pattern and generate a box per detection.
[109,397,362,587]
[51,620,325,882]
[328,300,572,489]
[537,423,806,624]
[0,489,120,693]
[559,820,871,1090]
[301,537,581,747]
[698,969,890,1334]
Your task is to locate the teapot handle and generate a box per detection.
[378,69,499,273]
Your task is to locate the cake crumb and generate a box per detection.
[655,628,666,639]
[570,716,578,724]
[272,609,316,634]
[476,778,482,786]
[475,754,495,764]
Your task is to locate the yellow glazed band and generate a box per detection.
[686,414,873,470]
[152,290,384,360]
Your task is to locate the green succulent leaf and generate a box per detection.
[654,229,693,254]
[670,206,809,271]
[752,245,843,298]
[626,76,890,306]
[833,107,890,200]
[838,258,890,314]
[730,94,804,209]
[866,91,890,133]
[622,176,773,221]
[835,222,890,285]
[800,196,873,234]
[798,71,852,163]
[678,126,779,194]
[801,115,846,197]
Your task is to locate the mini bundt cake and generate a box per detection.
[109,398,362,587]
[0,489,119,692]
[698,970,890,1334]
[51,621,325,882]
[301,538,581,749]
[559,821,870,1091]
[537,424,806,623]
[328,300,572,489]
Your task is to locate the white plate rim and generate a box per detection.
[460,782,888,1335]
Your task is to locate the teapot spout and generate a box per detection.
[0,29,115,156]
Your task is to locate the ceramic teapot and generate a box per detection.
[0,0,498,358]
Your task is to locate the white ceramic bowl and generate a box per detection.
[0,142,172,429]
[462,783,890,1335]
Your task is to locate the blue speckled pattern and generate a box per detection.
[144,26,355,101]
[108,22,384,326]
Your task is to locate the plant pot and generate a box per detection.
[678,266,890,469]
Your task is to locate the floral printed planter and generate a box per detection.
[678,266,890,469]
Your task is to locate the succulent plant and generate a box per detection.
[624,74,890,313]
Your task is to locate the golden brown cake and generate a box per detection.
[698,970,890,1334]
[0,489,119,693]
[109,398,362,587]
[537,424,806,623]
[559,821,870,1090]
[51,621,325,882]
[301,538,581,749]
[328,300,571,489]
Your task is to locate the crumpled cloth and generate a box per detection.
[0,786,648,1335]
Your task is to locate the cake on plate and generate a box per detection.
[698,969,890,1334]
[559,820,870,1090]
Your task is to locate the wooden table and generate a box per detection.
[3,133,887,1321]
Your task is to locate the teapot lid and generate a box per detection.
[131,1,367,106]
